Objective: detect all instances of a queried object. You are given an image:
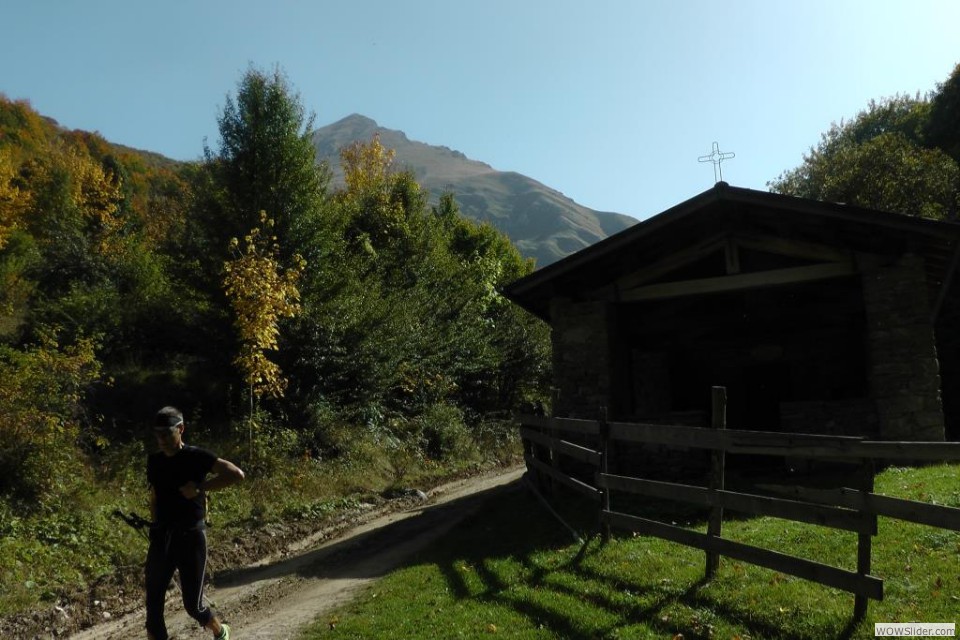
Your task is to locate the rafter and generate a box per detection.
[619,262,858,302]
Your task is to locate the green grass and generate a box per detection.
[301,464,960,640]
[0,425,518,619]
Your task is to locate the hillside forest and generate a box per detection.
[0,66,550,527]
[1,60,959,625]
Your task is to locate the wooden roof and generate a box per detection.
[504,183,960,322]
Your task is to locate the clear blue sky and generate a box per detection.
[2,1,958,220]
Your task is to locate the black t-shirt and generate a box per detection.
[147,445,218,528]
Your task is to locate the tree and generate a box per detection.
[926,62,960,163]
[223,212,304,402]
[771,94,960,220]
[207,65,330,267]
[0,148,28,250]
[336,132,427,267]
[0,329,101,508]
[179,66,334,426]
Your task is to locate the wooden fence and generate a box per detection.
[518,387,960,620]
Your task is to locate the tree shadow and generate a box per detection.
[213,473,867,639]
[432,484,866,640]
[214,478,525,588]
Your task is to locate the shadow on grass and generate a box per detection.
[428,481,865,640]
[217,470,866,639]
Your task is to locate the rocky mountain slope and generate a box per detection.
[312,114,636,267]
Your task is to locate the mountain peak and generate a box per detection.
[310,117,636,267]
[319,113,382,139]
[335,113,379,128]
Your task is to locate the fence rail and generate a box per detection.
[518,387,960,621]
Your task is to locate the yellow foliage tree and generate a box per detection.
[341,131,395,194]
[223,212,305,402]
[66,147,124,255]
[0,148,28,250]
[337,133,423,251]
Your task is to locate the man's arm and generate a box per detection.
[180,458,245,499]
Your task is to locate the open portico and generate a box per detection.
[506,183,960,443]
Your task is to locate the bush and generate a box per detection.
[417,403,475,462]
[0,331,101,509]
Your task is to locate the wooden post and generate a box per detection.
[706,386,727,578]
[548,417,560,497]
[599,405,611,541]
[854,458,876,620]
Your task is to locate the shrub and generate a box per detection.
[0,330,101,509]
[417,403,475,462]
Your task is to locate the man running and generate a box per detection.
[146,406,245,640]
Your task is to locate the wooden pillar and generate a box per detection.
[599,405,611,541]
[706,386,727,578]
[854,459,877,620]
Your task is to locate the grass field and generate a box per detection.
[301,463,959,640]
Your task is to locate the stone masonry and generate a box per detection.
[550,297,612,419]
[861,253,945,441]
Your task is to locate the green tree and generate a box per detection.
[926,62,960,163]
[177,65,335,425]
[206,65,330,267]
[0,330,101,509]
[286,136,550,456]
[771,94,960,220]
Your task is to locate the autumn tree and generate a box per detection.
[223,212,304,402]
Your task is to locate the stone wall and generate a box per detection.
[861,254,945,441]
[780,399,879,437]
[550,297,612,419]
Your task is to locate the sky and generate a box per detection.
[2,1,958,221]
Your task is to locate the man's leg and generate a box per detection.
[145,530,176,640]
[177,529,218,630]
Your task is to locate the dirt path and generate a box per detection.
[68,465,525,640]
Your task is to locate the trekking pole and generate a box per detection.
[112,509,153,540]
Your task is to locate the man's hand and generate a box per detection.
[179,481,201,499]
[178,459,244,500]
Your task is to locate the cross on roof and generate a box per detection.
[698,141,735,184]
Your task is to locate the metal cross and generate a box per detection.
[698,141,735,184]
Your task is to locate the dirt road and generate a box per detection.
[68,465,525,640]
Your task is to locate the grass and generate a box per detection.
[0,421,519,620]
[300,463,960,640]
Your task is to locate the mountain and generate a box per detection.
[311,114,636,268]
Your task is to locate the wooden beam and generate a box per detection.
[519,414,601,436]
[520,427,602,466]
[707,386,727,577]
[620,262,859,302]
[525,454,602,501]
[757,484,960,531]
[734,233,855,264]
[725,238,740,274]
[855,441,960,461]
[616,234,728,290]
[615,232,862,294]
[602,510,884,600]
[607,421,866,458]
[597,474,875,534]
